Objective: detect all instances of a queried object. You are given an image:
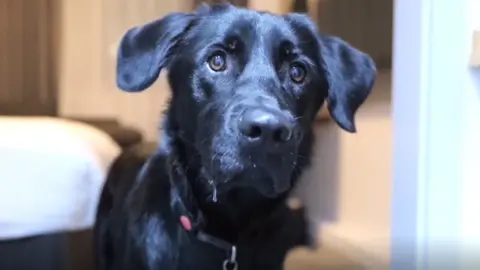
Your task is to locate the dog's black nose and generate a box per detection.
[239,108,293,143]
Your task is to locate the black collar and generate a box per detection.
[196,230,238,270]
[196,230,234,251]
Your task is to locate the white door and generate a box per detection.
[392,0,480,269]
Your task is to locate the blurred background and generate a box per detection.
[0,0,394,269]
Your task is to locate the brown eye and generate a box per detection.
[208,52,227,72]
[289,63,306,83]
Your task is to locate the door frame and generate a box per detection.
[392,0,479,269]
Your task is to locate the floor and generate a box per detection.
[285,247,365,270]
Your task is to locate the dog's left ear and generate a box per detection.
[116,13,194,92]
[319,35,377,133]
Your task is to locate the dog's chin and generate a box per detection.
[212,164,295,199]
[199,143,297,199]
[253,182,292,199]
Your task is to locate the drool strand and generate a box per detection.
[209,179,218,203]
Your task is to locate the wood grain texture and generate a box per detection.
[0,0,59,115]
[57,0,191,141]
[313,0,393,71]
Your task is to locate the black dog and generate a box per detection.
[94,3,376,270]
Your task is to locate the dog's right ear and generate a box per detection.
[116,13,194,92]
[318,35,376,133]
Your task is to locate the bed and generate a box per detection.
[0,116,121,240]
[0,116,134,270]
[0,115,146,270]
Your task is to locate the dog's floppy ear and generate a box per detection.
[116,13,194,92]
[319,35,377,133]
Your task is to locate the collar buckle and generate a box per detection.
[223,246,238,270]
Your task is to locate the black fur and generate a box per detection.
[95,3,376,270]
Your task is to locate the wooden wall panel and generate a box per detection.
[0,0,59,115]
[315,0,393,70]
[58,0,190,141]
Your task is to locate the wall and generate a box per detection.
[297,71,392,266]
[0,0,58,115]
[316,0,393,69]
[58,0,190,141]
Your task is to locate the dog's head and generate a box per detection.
[116,3,376,198]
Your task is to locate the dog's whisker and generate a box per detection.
[296,154,307,161]
[211,152,220,162]
[198,138,209,145]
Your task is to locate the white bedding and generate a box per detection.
[0,116,122,240]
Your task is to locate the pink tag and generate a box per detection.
[180,216,192,231]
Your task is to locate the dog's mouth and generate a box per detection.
[201,148,298,199]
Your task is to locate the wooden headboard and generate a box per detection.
[0,0,59,116]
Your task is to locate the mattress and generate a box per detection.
[0,116,122,240]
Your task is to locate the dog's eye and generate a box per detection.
[208,52,227,72]
[289,63,307,84]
